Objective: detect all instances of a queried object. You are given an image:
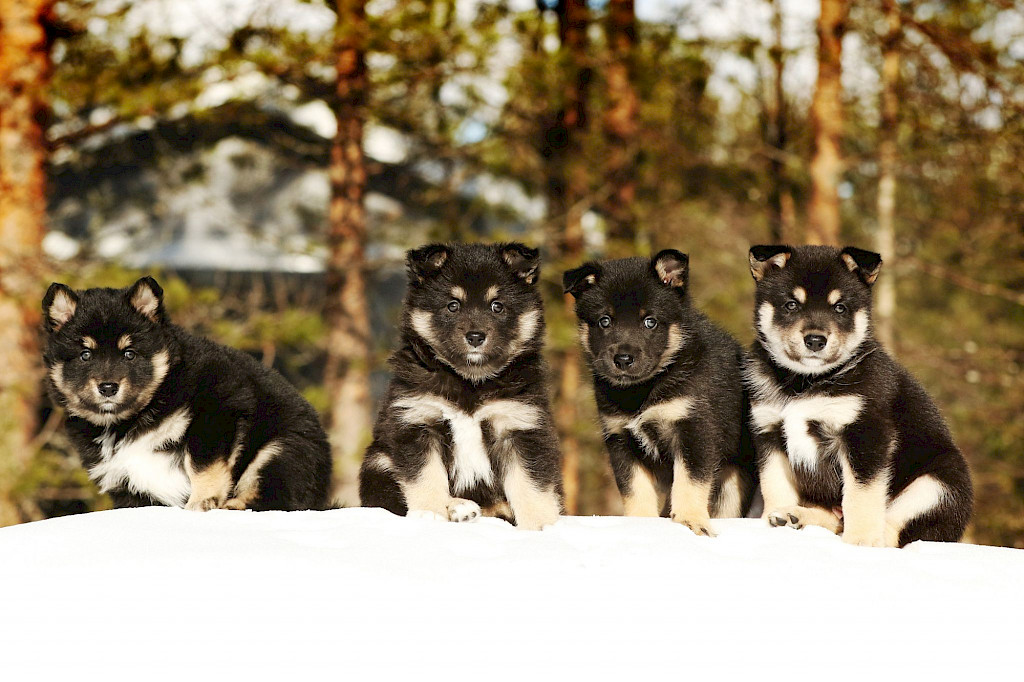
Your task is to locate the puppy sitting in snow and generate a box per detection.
[42,277,332,511]
[745,245,972,546]
[359,243,563,530]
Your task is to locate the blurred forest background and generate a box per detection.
[0,0,1021,546]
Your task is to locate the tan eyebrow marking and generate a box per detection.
[828,290,842,305]
[82,337,96,349]
[792,287,807,304]
[486,285,500,301]
[451,286,466,300]
[118,334,133,350]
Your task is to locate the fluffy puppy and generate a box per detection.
[746,245,972,546]
[359,243,563,530]
[564,250,757,535]
[42,277,332,511]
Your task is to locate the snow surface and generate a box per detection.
[2,508,1022,678]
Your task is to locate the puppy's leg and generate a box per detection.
[711,465,744,518]
[839,457,891,547]
[185,458,233,511]
[884,474,950,547]
[402,443,479,523]
[669,458,715,537]
[766,504,843,534]
[503,458,559,530]
[224,440,284,510]
[623,463,661,517]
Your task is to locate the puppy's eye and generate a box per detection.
[124,350,136,360]
[598,315,612,329]
[644,317,658,329]
[80,349,92,362]
[447,300,461,313]
[490,301,504,314]
[833,303,847,314]
[784,300,800,312]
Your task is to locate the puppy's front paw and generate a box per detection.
[765,505,843,534]
[185,496,223,512]
[842,527,890,547]
[767,509,804,529]
[447,498,481,523]
[670,511,716,537]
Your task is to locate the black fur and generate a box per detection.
[42,278,332,511]
[746,245,972,546]
[564,251,757,527]
[359,243,563,529]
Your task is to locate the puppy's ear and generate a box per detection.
[749,245,793,282]
[43,283,78,332]
[840,247,882,286]
[498,243,540,285]
[651,250,689,290]
[563,263,601,298]
[406,244,450,283]
[126,277,166,324]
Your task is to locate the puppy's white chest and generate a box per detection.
[754,395,863,469]
[90,409,192,506]
[394,396,544,493]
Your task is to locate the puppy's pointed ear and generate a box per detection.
[43,283,78,332]
[651,249,689,289]
[563,263,601,298]
[126,277,165,324]
[749,245,792,282]
[840,247,882,286]
[406,244,450,284]
[499,243,541,285]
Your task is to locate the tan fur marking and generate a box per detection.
[713,465,744,518]
[481,501,513,519]
[669,458,715,536]
[750,251,791,281]
[622,464,660,517]
[601,413,629,435]
[117,334,133,350]
[768,504,843,534]
[131,285,160,321]
[451,286,466,301]
[655,323,685,372]
[840,457,892,547]
[503,459,560,530]
[229,440,283,508]
[485,285,500,301]
[828,289,842,305]
[409,309,439,346]
[49,289,78,329]
[184,459,233,511]
[759,449,800,513]
[82,336,97,349]
[792,287,807,304]
[402,443,453,516]
[884,475,947,545]
[577,322,592,358]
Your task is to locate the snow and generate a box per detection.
[2,508,1022,678]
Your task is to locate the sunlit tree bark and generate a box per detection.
[602,0,639,256]
[324,0,372,506]
[0,0,52,525]
[874,0,901,349]
[807,0,848,246]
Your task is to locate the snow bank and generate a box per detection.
[2,508,1021,678]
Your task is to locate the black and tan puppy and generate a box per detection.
[564,251,756,535]
[746,245,973,547]
[42,277,332,511]
[359,243,563,530]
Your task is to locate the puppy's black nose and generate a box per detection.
[465,331,486,348]
[613,353,634,369]
[803,334,827,352]
[98,382,119,397]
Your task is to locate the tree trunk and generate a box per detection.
[602,0,639,256]
[874,0,900,349]
[807,0,848,246]
[543,0,590,515]
[324,0,372,508]
[767,0,794,244]
[0,0,52,526]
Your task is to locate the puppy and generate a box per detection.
[563,250,757,535]
[358,243,563,530]
[746,245,972,546]
[42,277,332,511]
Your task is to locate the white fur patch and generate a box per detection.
[516,309,541,345]
[626,397,693,459]
[758,302,871,376]
[887,475,946,531]
[90,408,192,506]
[363,451,396,473]
[393,395,544,494]
[779,395,863,470]
[502,458,559,530]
